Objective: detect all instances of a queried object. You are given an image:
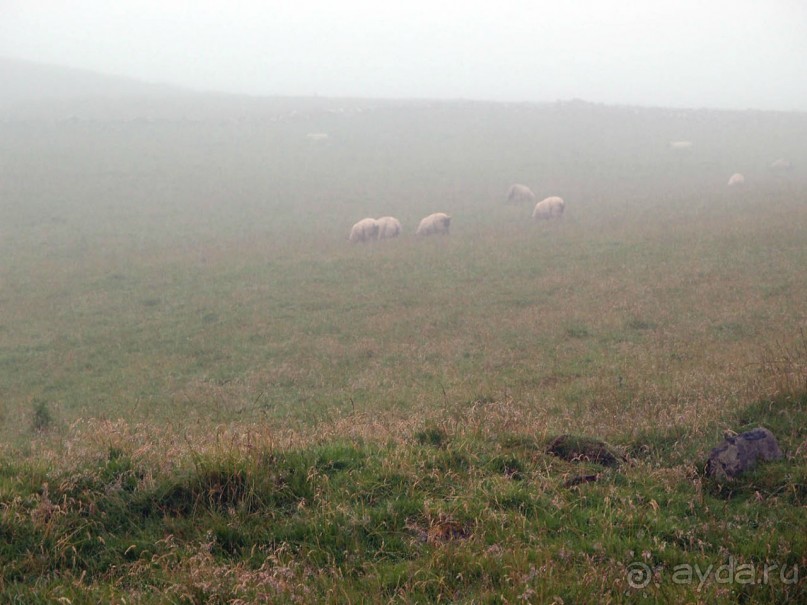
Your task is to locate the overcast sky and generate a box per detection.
[1,0,806,110]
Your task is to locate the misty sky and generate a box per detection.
[1,0,806,110]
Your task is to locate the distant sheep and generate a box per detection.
[416,212,451,236]
[532,196,565,220]
[770,158,793,172]
[727,173,745,186]
[376,216,402,240]
[349,218,379,243]
[506,184,536,203]
[669,141,694,151]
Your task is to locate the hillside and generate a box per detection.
[0,68,805,601]
[0,57,186,106]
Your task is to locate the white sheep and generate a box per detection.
[349,218,379,243]
[532,196,565,220]
[727,173,745,186]
[416,212,451,236]
[769,158,793,172]
[506,184,536,203]
[669,141,694,151]
[376,216,403,240]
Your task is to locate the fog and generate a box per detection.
[1,0,806,110]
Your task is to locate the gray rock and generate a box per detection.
[706,427,783,480]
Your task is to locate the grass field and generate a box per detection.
[0,97,805,602]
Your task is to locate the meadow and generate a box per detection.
[0,97,805,602]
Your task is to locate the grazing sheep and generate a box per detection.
[349,218,379,243]
[727,173,745,186]
[669,141,694,151]
[506,184,536,203]
[532,196,565,220]
[376,216,403,240]
[770,158,794,172]
[416,212,451,236]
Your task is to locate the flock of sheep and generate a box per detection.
[348,189,565,243]
[347,154,794,243]
[349,212,452,243]
[725,156,794,187]
[506,185,566,219]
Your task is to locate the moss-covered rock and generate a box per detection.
[546,435,624,467]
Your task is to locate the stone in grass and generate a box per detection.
[547,435,624,467]
[706,427,783,480]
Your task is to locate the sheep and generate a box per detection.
[416,212,451,236]
[669,141,694,151]
[532,196,565,220]
[349,218,379,243]
[506,184,536,203]
[727,173,745,186]
[376,216,402,240]
[769,158,794,172]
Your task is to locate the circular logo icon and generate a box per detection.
[627,562,652,589]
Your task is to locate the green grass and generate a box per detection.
[0,394,804,603]
[0,97,806,601]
